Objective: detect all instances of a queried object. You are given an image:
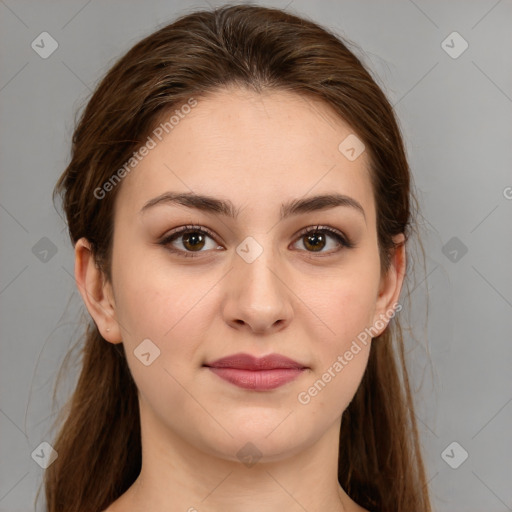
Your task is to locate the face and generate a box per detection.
[77,87,404,464]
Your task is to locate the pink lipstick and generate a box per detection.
[204,353,307,391]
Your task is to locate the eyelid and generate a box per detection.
[165,224,219,242]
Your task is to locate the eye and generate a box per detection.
[158,225,222,258]
[291,225,354,255]
[158,224,355,259]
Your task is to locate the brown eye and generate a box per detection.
[181,231,206,251]
[159,224,354,259]
[303,231,327,252]
[159,225,221,258]
[293,226,354,255]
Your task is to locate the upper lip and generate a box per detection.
[204,353,307,370]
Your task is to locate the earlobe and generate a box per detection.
[371,234,406,336]
[74,237,122,344]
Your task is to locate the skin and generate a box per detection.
[75,86,405,512]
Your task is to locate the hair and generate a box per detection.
[41,4,431,512]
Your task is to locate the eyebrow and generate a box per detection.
[140,191,366,223]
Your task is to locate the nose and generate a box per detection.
[222,245,293,335]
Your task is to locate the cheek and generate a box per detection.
[296,286,374,415]
[112,242,208,340]
[295,261,378,406]
[113,263,212,415]
[307,262,380,343]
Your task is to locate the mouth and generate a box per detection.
[203,352,308,391]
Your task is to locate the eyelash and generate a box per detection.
[158,224,355,259]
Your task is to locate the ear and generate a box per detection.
[74,237,122,344]
[370,233,406,336]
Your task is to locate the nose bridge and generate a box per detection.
[226,233,292,332]
[236,233,283,299]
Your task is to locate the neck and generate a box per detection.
[111,398,358,512]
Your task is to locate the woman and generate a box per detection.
[42,4,431,512]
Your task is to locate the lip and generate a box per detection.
[205,353,306,370]
[204,353,308,391]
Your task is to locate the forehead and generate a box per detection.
[114,87,374,222]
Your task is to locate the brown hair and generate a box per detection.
[42,4,431,512]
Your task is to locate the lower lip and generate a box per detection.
[206,367,304,390]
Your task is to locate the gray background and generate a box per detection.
[1,1,511,511]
